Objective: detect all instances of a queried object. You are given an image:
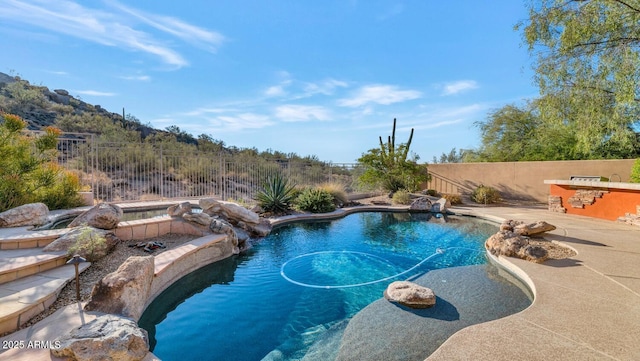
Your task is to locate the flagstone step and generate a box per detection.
[0,249,68,285]
[0,228,67,250]
[0,262,90,336]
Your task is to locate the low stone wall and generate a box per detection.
[146,234,232,311]
[114,216,206,241]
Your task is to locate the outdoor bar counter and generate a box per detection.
[545,179,640,222]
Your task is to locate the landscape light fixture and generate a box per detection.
[66,255,87,302]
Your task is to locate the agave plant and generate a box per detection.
[254,173,297,213]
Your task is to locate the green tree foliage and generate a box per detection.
[473,102,581,161]
[357,118,429,192]
[431,148,471,164]
[631,158,640,183]
[518,0,640,159]
[0,113,83,211]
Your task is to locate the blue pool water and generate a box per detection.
[139,212,531,361]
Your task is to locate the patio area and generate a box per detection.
[0,203,639,360]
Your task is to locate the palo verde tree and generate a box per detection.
[357,118,429,193]
[518,0,640,159]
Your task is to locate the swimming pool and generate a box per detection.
[139,212,532,361]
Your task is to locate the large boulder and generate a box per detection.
[514,221,556,236]
[51,314,149,361]
[485,230,548,263]
[247,219,273,238]
[182,212,212,226]
[43,226,120,261]
[210,218,239,254]
[199,198,260,225]
[430,197,450,213]
[199,197,223,215]
[221,201,260,224]
[84,256,155,320]
[409,197,432,212]
[0,202,48,228]
[384,281,436,309]
[68,203,123,229]
[167,202,192,217]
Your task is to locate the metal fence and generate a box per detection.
[55,134,359,204]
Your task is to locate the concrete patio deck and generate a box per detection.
[0,204,638,360]
[426,205,640,361]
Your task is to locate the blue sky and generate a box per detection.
[0,0,537,163]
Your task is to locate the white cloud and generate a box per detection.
[75,90,117,96]
[338,84,421,107]
[210,113,274,131]
[412,119,464,130]
[275,105,331,122]
[0,0,225,68]
[108,0,225,52]
[442,80,479,95]
[183,107,238,117]
[119,75,151,81]
[302,79,348,96]
[265,85,287,97]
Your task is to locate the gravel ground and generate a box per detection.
[21,234,197,330]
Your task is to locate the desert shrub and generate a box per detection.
[317,182,348,206]
[471,185,501,204]
[32,163,84,209]
[631,159,640,183]
[254,173,297,213]
[0,113,83,211]
[392,189,412,205]
[67,226,108,262]
[295,188,336,213]
[442,193,462,205]
[424,189,439,197]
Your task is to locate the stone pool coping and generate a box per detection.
[1,202,639,360]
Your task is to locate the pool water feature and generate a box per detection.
[35,207,202,230]
[139,212,532,361]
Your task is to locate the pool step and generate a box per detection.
[0,262,90,335]
[0,228,67,250]
[0,249,68,285]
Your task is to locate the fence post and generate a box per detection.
[160,144,164,200]
[220,156,225,200]
[90,134,96,195]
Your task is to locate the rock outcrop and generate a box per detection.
[430,197,450,213]
[68,203,123,229]
[52,314,149,361]
[84,256,155,320]
[485,230,549,263]
[409,197,450,213]
[409,197,432,212]
[0,202,48,228]
[167,201,192,217]
[43,226,120,261]
[384,281,436,309]
[182,212,212,226]
[500,220,556,236]
[199,198,260,225]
